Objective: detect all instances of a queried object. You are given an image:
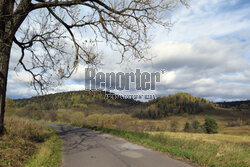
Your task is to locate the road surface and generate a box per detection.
[45,123,194,167]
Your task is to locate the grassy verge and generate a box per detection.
[0,117,61,167]
[83,125,250,167]
[25,128,61,167]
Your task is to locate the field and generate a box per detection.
[85,126,250,167]
[150,132,250,166]
[0,117,61,167]
[73,113,250,167]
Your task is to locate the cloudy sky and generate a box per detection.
[7,0,250,102]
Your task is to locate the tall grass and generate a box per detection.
[25,129,61,167]
[0,117,61,167]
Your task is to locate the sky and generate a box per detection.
[7,0,250,102]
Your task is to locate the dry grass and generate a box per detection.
[0,117,61,167]
[221,126,250,136]
[150,131,250,146]
[149,131,250,167]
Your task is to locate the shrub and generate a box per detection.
[70,112,86,125]
[183,122,192,132]
[170,120,179,132]
[47,110,58,122]
[58,111,71,123]
[204,117,218,134]
[192,120,200,130]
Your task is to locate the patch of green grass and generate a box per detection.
[83,125,250,167]
[25,128,61,167]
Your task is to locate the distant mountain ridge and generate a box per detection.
[217,100,250,108]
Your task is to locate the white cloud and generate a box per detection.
[154,0,250,42]
[151,38,250,73]
[148,37,250,101]
[50,83,86,93]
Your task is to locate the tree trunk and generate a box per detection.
[0,0,30,135]
[0,41,11,135]
[0,0,15,135]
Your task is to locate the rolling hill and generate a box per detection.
[7,90,250,121]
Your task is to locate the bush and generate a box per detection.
[183,122,192,132]
[192,120,200,130]
[4,117,47,142]
[204,117,218,134]
[170,120,179,132]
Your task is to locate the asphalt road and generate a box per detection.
[45,123,193,167]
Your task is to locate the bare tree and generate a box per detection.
[0,0,187,134]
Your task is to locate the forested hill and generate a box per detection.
[134,93,215,119]
[13,91,142,114]
[8,91,221,119]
